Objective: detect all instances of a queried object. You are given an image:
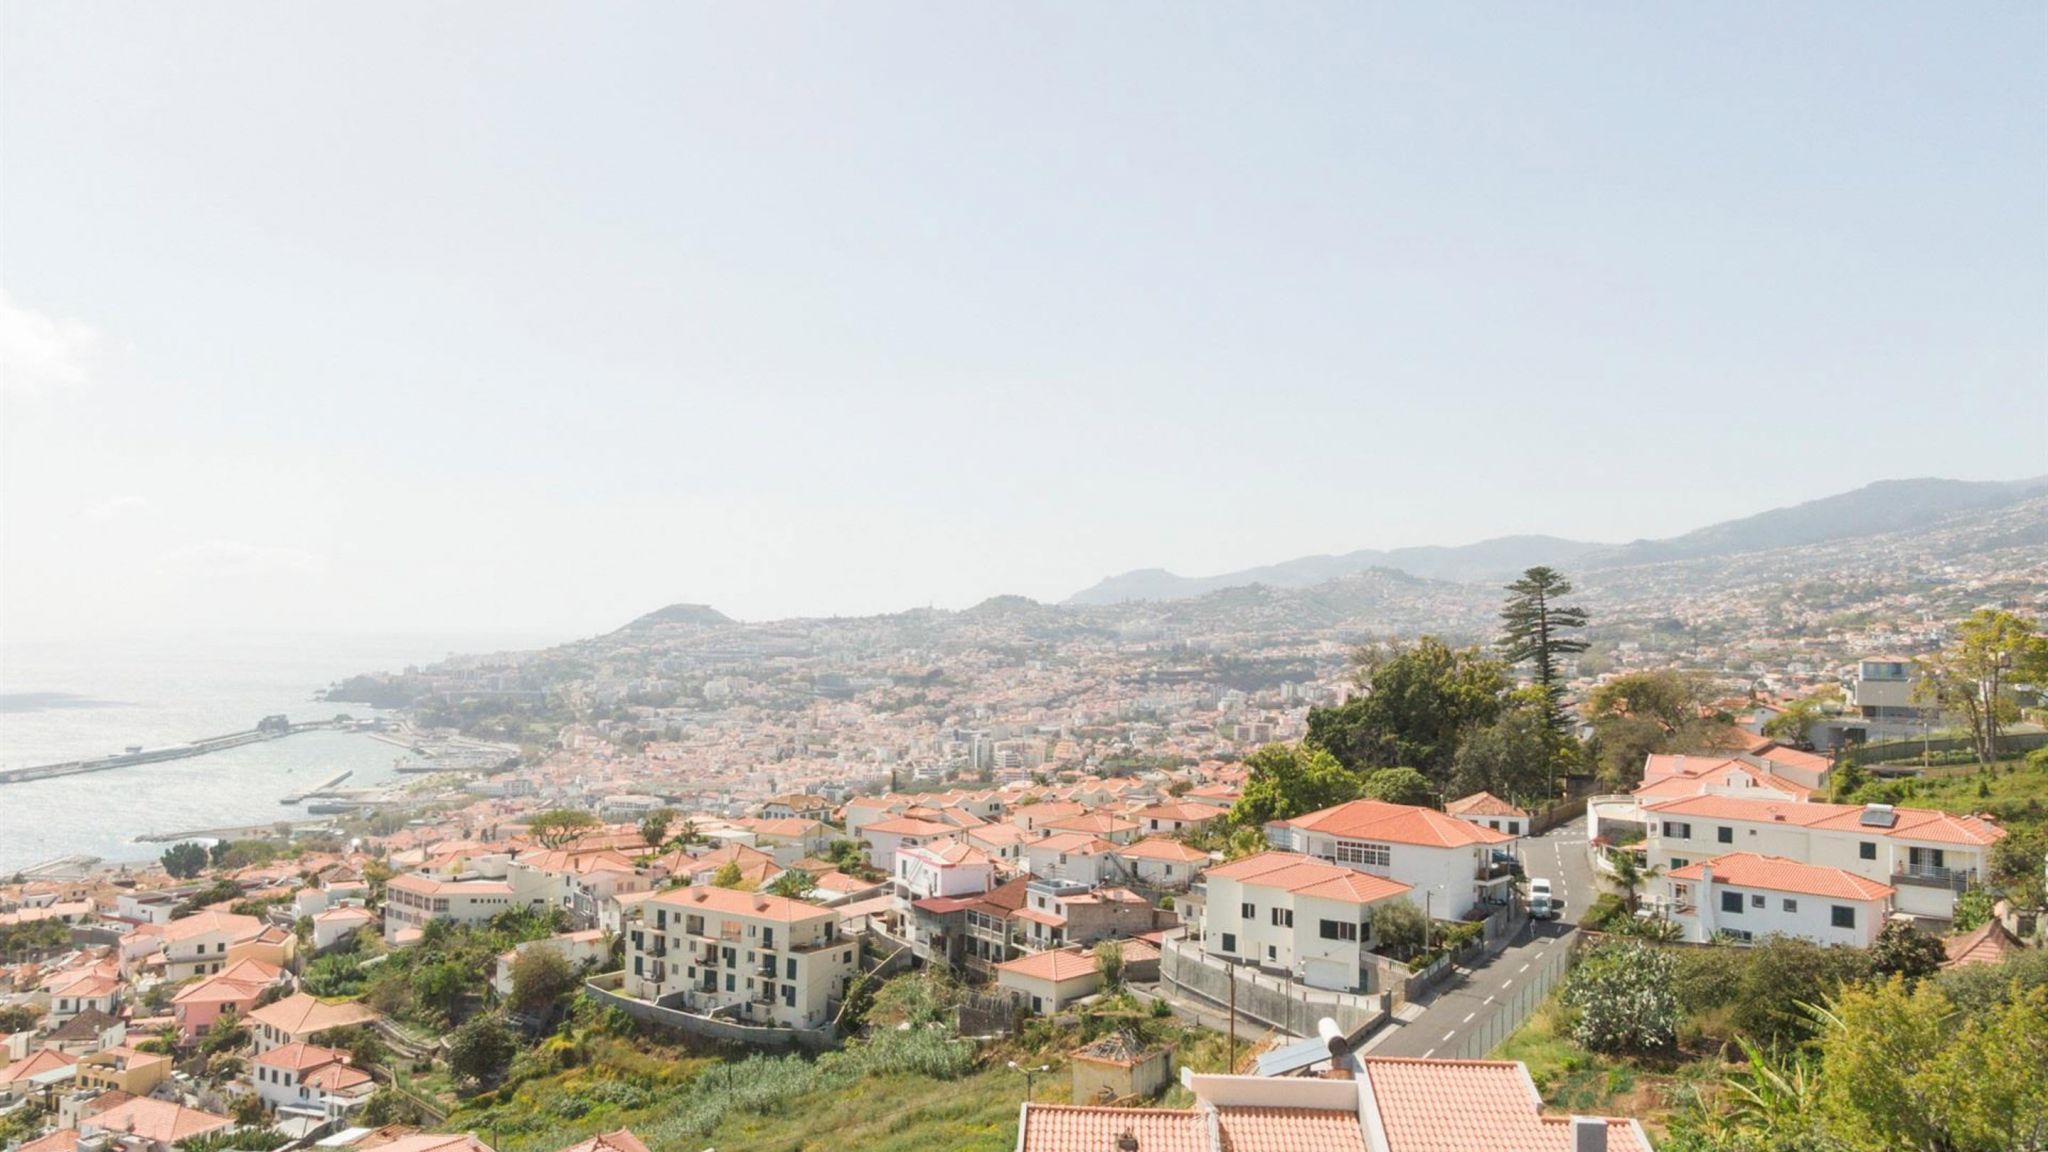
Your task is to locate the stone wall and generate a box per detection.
[583,976,837,1052]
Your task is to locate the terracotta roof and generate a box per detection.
[1117,838,1209,863]
[1031,832,1117,855]
[1641,795,2005,846]
[1042,813,1141,835]
[1363,1058,1651,1152]
[81,1098,233,1145]
[648,885,834,924]
[254,1042,350,1072]
[16,1129,79,1152]
[158,909,263,944]
[1205,852,1413,905]
[1444,792,1529,819]
[1666,853,1893,901]
[1286,800,1513,848]
[901,841,993,867]
[1018,1104,1208,1152]
[1130,803,1221,823]
[863,817,958,837]
[996,948,1099,983]
[0,1048,77,1085]
[1943,920,2023,969]
[246,992,379,1036]
[1216,1107,1369,1152]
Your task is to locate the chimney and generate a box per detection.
[1571,1116,1608,1152]
[1116,1130,1139,1151]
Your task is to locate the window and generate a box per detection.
[1508,821,1521,834]
[1662,822,1693,839]
[1489,820,1500,831]
[1335,840,1391,867]
[1831,906,1856,929]
[1270,908,1293,928]
[1859,842,1877,861]
[1319,919,1359,942]
[1782,898,1798,913]
[1241,903,1256,920]
[1220,932,1237,953]
[725,973,735,992]
[786,958,796,979]
[1750,893,1765,908]
[1720,891,1743,914]
[1267,945,1277,961]
[1670,858,1690,870]
[1717,827,1734,844]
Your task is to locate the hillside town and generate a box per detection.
[5,577,2045,1152]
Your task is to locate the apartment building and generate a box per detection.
[622,887,857,1030]
[1641,796,2002,920]
[893,841,994,904]
[1272,799,1517,918]
[382,874,519,943]
[1659,853,1893,946]
[1193,851,1413,992]
[144,911,266,981]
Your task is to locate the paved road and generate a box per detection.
[1364,815,1599,1059]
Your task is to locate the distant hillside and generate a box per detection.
[616,602,734,630]
[1064,535,1604,605]
[1064,476,2048,604]
[1592,476,2048,567]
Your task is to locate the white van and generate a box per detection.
[1528,877,1557,920]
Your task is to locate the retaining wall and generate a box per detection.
[1159,934,1385,1038]
[583,977,837,1052]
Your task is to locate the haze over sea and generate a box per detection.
[0,631,556,873]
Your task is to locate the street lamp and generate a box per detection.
[1007,1060,1050,1101]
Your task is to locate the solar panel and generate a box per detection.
[1859,806,1896,828]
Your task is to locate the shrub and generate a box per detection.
[1563,940,1679,1055]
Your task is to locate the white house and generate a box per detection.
[1196,850,1413,992]
[1640,796,2002,921]
[1023,834,1119,886]
[1443,792,1531,838]
[858,817,959,872]
[994,947,1101,1014]
[1274,799,1516,919]
[622,886,858,1030]
[894,842,995,903]
[492,930,611,998]
[1110,838,1209,889]
[1126,803,1221,837]
[310,907,378,952]
[1660,853,1893,946]
[143,911,266,981]
[964,823,1032,869]
[250,1043,374,1117]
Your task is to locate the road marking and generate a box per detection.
[1501,978,1513,988]
[1443,1030,1457,1042]
[1483,995,1495,1005]
[1421,1047,1436,1058]
[1462,1011,1477,1023]
[1518,963,1531,973]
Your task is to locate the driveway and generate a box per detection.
[1362,814,1595,1059]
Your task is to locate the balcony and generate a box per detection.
[758,957,779,977]
[1892,864,1976,891]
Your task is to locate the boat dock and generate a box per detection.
[281,769,356,804]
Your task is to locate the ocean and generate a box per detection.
[0,631,557,873]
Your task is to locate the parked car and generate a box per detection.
[1489,849,1524,876]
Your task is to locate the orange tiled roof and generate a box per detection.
[1363,1057,1651,1152]
[1205,851,1412,905]
[1666,853,1893,901]
[995,948,1098,983]
[647,885,834,924]
[1443,792,1529,819]
[82,1098,233,1145]
[550,1130,652,1152]
[247,992,379,1036]
[1641,795,2006,846]
[1286,800,1514,848]
[1117,838,1208,863]
[1942,920,2023,969]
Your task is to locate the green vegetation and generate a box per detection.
[1499,566,1591,743]
[1915,608,2048,765]
[0,918,71,961]
[1229,742,1360,825]
[525,809,600,848]
[1563,940,1680,1055]
[1584,670,1725,791]
[303,908,567,1029]
[1362,766,1434,806]
[160,840,208,878]
[1307,636,1511,785]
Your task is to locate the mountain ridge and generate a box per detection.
[1063,475,2048,605]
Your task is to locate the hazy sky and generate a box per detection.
[3,4,2044,642]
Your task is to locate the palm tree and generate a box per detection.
[1609,850,1663,915]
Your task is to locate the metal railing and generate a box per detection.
[1892,864,1976,890]
[1438,941,1571,1061]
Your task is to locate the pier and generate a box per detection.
[280,769,355,804]
[0,717,351,786]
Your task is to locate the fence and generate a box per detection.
[1856,730,2048,765]
[1435,937,1571,1060]
[1158,932,1386,1038]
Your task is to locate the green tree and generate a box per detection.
[823,839,866,871]
[408,960,470,1021]
[1498,566,1589,740]
[1095,941,1124,990]
[446,1013,516,1087]
[639,808,676,852]
[508,945,576,1014]
[1450,697,1564,807]
[1371,899,1428,961]
[1762,688,1839,745]
[526,809,600,848]
[1308,636,1510,783]
[766,868,816,900]
[1585,670,1718,790]
[1917,609,2048,765]
[710,861,750,890]
[1869,920,1945,985]
[1949,888,1997,934]
[1563,939,1679,1055]
[1607,851,1661,915]
[1362,767,1434,807]
[1230,743,1362,827]
[161,841,208,879]
[1815,978,1951,1151]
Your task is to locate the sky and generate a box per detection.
[2,3,2044,643]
